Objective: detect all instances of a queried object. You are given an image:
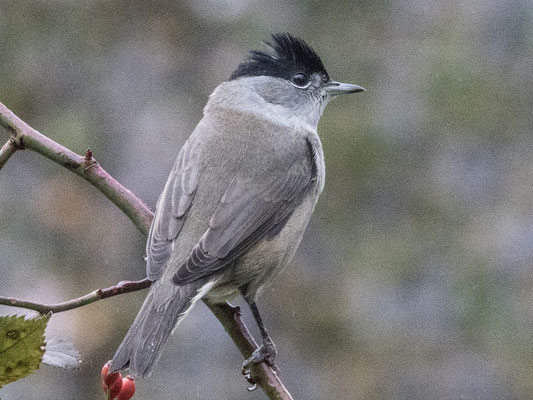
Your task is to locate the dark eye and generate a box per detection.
[291,73,309,87]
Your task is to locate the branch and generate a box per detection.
[0,101,152,236]
[0,279,151,314]
[0,101,293,399]
[206,302,294,400]
[0,138,18,170]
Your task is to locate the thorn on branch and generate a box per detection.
[84,148,93,162]
[83,148,97,171]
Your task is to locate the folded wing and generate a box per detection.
[145,139,200,280]
[173,146,314,285]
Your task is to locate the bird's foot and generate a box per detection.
[241,337,279,380]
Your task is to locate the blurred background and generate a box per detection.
[1,0,532,399]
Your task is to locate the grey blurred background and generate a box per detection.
[1,0,532,399]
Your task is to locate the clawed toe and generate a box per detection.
[241,339,279,377]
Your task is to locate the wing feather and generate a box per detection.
[146,140,200,280]
[173,151,314,285]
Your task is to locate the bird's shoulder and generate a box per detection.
[192,107,315,169]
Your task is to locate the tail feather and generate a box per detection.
[110,279,215,377]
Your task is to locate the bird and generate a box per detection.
[110,32,365,378]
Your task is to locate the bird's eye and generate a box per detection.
[291,73,309,88]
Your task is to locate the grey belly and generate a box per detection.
[206,193,317,303]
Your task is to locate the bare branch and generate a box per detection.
[0,101,293,399]
[0,138,17,170]
[206,302,294,400]
[0,279,151,314]
[0,280,292,398]
[0,101,153,236]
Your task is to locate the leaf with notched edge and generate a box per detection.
[0,314,50,388]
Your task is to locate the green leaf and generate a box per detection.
[0,314,50,388]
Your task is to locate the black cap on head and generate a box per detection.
[230,33,329,82]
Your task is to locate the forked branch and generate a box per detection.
[0,101,293,400]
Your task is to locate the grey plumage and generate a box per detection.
[110,280,205,376]
[110,33,365,378]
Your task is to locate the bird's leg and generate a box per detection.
[241,301,279,375]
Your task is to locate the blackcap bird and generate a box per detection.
[111,33,365,378]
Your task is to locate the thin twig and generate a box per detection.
[0,101,293,399]
[0,138,17,170]
[0,281,291,397]
[0,279,151,314]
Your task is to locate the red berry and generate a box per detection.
[101,361,111,380]
[107,378,123,400]
[101,361,121,386]
[117,376,136,400]
[101,361,123,399]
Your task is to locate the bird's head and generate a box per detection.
[220,33,365,128]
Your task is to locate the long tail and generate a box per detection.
[110,279,216,377]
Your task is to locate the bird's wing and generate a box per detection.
[173,143,315,285]
[146,139,200,280]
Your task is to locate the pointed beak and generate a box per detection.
[324,81,366,95]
